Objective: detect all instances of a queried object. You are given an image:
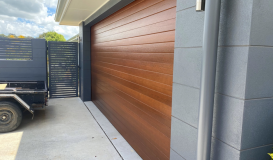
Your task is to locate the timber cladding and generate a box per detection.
[91,0,176,159]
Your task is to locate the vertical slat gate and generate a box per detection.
[48,41,78,98]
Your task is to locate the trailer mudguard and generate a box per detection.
[0,94,34,114]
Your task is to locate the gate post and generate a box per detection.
[79,22,91,101]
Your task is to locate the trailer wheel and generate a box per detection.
[0,102,22,133]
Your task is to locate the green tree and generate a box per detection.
[38,31,66,41]
[25,36,34,39]
[0,34,6,38]
[38,32,46,39]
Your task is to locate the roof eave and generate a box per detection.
[55,0,67,22]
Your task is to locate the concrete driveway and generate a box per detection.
[0,98,140,160]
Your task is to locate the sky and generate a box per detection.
[0,0,79,40]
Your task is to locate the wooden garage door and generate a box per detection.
[91,0,176,159]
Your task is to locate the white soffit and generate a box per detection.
[55,0,110,26]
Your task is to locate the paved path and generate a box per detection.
[0,98,125,160]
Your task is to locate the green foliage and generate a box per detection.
[25,36,34,39]
[38,31,66,42]
[0,34,7,37]
[38,32,47,39]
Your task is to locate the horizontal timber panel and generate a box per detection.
[93,0,157,31]
[93,52,174,64]
[92,65,172,96]
[93,84,170,159]
[94,18,175,44]
[93,55,173,75]
[95,81,170,138]
[91,0,175,159]
[93,61,172,85]
[93,31,175,47]
[92,7,176,38]
[93,72,172,118]
[93,99,160,160]
[93,67,172,106]
[94,80,171,128]
[95,0,176,35]
[93,42,174,53]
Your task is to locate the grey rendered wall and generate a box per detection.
[0,39,47,82]
[171,0,273,160]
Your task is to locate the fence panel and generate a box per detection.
[0,38,33,60]
[0,38,47,82]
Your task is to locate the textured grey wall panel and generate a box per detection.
[171,0,273,159]
[212,139,273,160]
[240,144,273,160]
[170,149,185,160]
[212,94,244,150]
[173,48,202,88]
[176,0,195,12]
[172,83,200,128]
[171,117,198,160]
[210,137,240,160]
[245,47,273,99]
[241,98,273,150]
[215,47,249,99]
[218,0,253,46]
[175,7,204,48]
[250,0,273,46]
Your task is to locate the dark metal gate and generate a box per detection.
[48,41,78,98]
